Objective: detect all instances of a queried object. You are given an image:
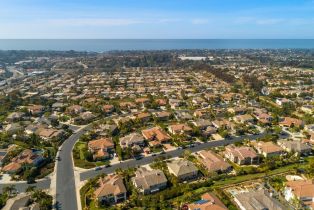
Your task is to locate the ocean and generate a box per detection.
[0,39,314,52]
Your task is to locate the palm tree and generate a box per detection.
[3,185,16,196]
[26,186,36,193]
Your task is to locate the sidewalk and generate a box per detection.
[0,174,26,184]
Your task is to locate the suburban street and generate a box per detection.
[0,177,51,193]
[0,128,288,210]
[55,125,92,210]
[80,131,288,181]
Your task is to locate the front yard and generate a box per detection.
[73,141,109,169]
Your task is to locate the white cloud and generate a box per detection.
[191,18,209,25]
[234,17,255,24]
[47,18,182,27]
[234,17,285,25]
[255,18,284,25]
[48,18,146,26]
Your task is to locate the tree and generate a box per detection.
[2,185,16,197]
[31,189,53,210]
[183,149,192,159]
[26,186,36,192]
[84,150,94,162]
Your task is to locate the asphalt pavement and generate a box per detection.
[80,131,286,181]
[0,177,51,193]
[55,125,92,210]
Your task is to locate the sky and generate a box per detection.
[1,0,314,39]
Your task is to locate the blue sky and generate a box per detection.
[1,0,314,38]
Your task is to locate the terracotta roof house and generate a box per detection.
[80,111,96,121]
[234,188,285,210]
[169,99,183,109]
[2,162,22,174]
[233,114,255,124]
[119,102,136,110]
[228,107,247,115]
[135,112,151,122]
[202,126,217,138]
[141,127,171,147]
[192,119,212,130]
[221,93,235,103]
[27,105,44,116]
[135,97,150,104]
[66,105,84,115]
[94,174,127,205]
[187,192,228,210]
[197,150,231,173]
[155,98,167,106]
[284,179,314,209]
[252,141,284,157]
[277,139,312,155]
[167,159,198,181]
[153,111,171,121]
[119,132,145,148]
[132,167,168,195]
[35,127,64,140]
[193,109,211,119]
[224,145,259,165]
[2,149,44,174]
[279,117,304,128]
[212,119,234,130]
[254,112,273,124]
[103,104,114,114]
[88,138,114,160]
[168,124,193,135]
[311,132,314,142]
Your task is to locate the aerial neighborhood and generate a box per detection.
[0,49,313,210]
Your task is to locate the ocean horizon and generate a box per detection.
[0,39,314,52]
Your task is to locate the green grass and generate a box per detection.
[76,141,87,160]
[89,200,108,210]
[13,140,29,148]
[74,159,96,169]
[169,163,299,204]
[73,141,109,169]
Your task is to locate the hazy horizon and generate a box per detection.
[1,0,314,39]
[1,39,314,51]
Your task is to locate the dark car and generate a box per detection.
[134,155,143,160]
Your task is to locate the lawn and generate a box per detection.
[73,141,110,169]
[76,141,87,160]
[169,162,300,204]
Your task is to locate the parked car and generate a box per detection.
[134,155,143,160]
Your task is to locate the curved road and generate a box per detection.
[55,125,92,210]
[0,128,288,210]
